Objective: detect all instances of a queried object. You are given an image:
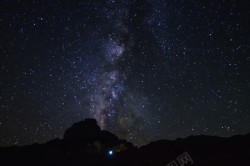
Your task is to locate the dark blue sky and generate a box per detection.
[0,0,250,146]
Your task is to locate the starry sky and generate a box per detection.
[0,0,250,146]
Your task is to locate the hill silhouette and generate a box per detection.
[0,118,250,166]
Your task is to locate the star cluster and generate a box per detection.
[0,0,250,146]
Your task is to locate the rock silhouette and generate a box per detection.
[64,119,101,141]
[0,119,250,166]
[63,119,126,148]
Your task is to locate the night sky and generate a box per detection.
[0,0,250,146]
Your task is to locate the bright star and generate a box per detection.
[108,150,113,156]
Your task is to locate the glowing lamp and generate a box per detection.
[108,150,113,156]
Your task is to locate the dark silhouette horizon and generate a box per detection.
[0,118,250,166]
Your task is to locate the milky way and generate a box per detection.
[0,0,250,146]
[84,3,153,144]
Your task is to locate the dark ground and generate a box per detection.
[0,119,250,166]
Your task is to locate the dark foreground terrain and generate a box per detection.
[0,119,250,166]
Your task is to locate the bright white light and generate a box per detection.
[108,150,113,155]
